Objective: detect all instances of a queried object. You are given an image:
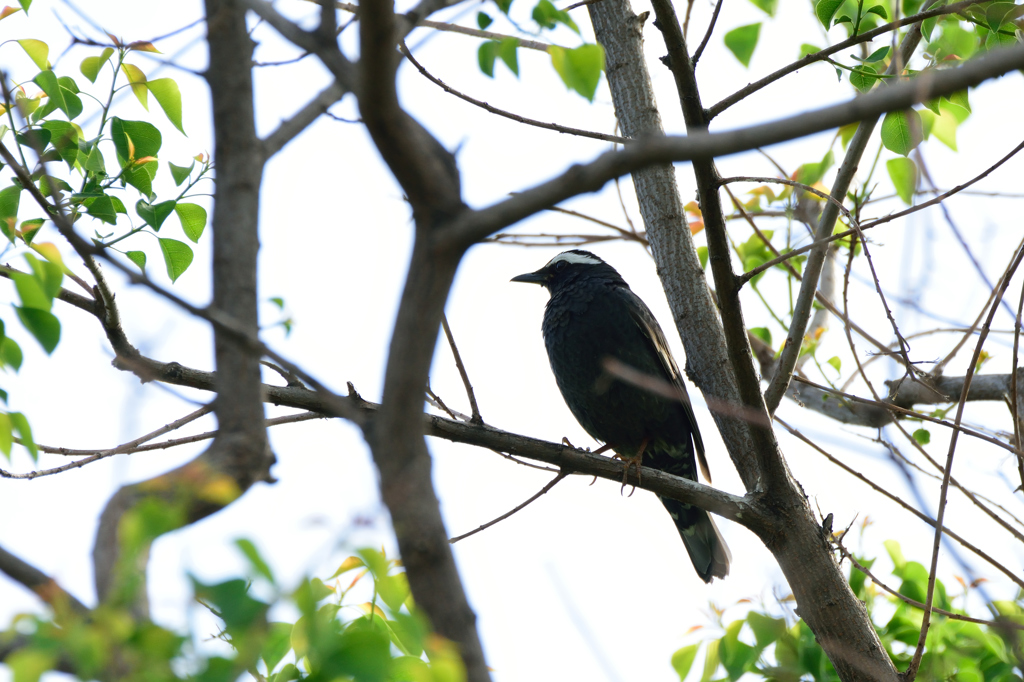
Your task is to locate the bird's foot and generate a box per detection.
[612,452,643,496]
[613,438,649,497]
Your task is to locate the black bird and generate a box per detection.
[512,249,730,583]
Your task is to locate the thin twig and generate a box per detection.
[691,0,723,65]
[441,314,483,424]
[449,471,569,543]
[545,206,646,244]
[400,43,629,144]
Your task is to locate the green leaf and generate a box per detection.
[0,185,21,237]
[79,47,114,83]
[477,11,493,28]
[121,63,149,109]
[4,647,53,682]
[697,245,709,269]
[85,195,119,225]
[192,578,269,633]
[110,117,162,164]
[126,250,147,271]
[18,0,32,11]
[943,89,971,121]
[124,160,159,197]
[478,41,499,77]
[884,539,906,572]
[815,0,844,27]
[984,2,1019,30]
[723,23,761,67]
[548,43,605,101]
[40,120,79,167]
[148,78,185,134]
[16,307,60,354]
[849,64,879,93]
[0,413,11,460]
[18,39,49,70]
[25,253,62,300]
[80,141,107,173]
[866,4,888,19]
[839,122,858,149]
[747,612,787,647]
[827,355,842,372]
[749,327,772,346]
[912,428,931,444]
[799,43,823,57]
[169,161,194,186]
[174,203,207,242]
[495,0,513,12]
[886,157,917,205]
[159,238,193,282]
[671,643,701,680]
[136,199,176,230]
[498,38,520,76]
[880,109,922,156]
[11,272,51,311]
[9,411,35,460]
[864,45,890,63]
[1,337,23,371]
[32,71,82,120]
[263,622,294,673]
[532,0,579,32]
[235,538,276,584]
[747,0,777,15]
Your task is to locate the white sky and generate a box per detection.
[1,0,1023,680]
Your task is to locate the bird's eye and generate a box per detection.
[554,260,567,271]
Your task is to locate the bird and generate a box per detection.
[512,249,730,583]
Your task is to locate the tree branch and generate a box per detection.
[0,544,90,615]
[261,80,348,160]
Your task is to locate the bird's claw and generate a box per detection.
[613,452,642,496]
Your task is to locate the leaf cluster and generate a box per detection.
[672,541,1024,681]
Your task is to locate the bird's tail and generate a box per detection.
[660,497,731,583]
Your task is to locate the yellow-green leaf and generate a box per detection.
[80,47,114,83]
[886,157,917,205]
[548,43,605,102]
[121,63,149,109]
[147,78,185,134]
[0,413,11,459]
[17,39,49,70]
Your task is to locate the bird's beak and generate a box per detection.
[511,269,548,285]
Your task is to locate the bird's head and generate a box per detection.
[511,250,621,292]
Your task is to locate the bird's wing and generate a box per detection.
[618,287,711,483]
